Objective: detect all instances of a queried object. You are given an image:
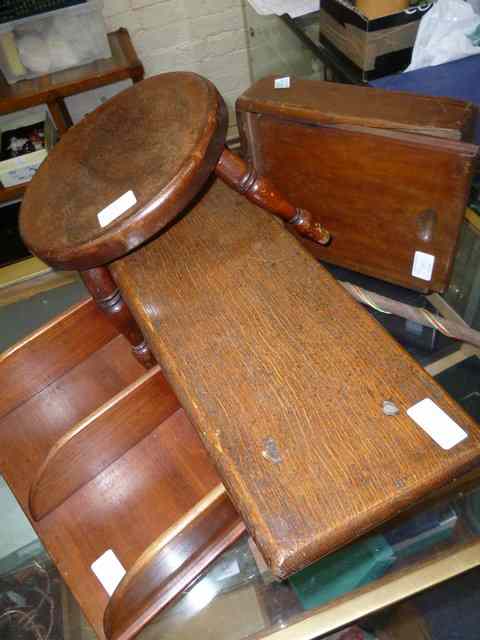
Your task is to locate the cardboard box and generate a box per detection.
[319,0,433,81]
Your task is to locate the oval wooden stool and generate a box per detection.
[20,71,329,369]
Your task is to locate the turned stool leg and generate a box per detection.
[215,148,330,245]
[81,267,156,369]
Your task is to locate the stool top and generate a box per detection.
[20,72,227,271]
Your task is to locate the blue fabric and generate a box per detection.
[371,54,480,143]
[414,565,480,640]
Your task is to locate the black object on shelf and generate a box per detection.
[0,201,31,268]
[435,355,480,423]
[0,0,86,24]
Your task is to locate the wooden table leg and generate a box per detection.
[47,97,74,135]
[81,267,156,369]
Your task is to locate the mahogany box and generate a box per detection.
[237,76,479,292]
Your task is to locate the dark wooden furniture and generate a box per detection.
[237,76,479,293]
[3,72,480,639]
[0,28,144,204]
[0,298,244,640]
[20,72,330,367]
[111,177,480,578]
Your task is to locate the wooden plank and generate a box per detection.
[104,485,245,640]
[237,75,477,141]
[0,297,117,418]
[30,366,179,520]
[111,179,480,579]
[0,335,145,506]
[237,77,478,292]
[0,182,26,203]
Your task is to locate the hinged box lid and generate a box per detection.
[237,76,477,141]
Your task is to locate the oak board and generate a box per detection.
[112,179,480,578]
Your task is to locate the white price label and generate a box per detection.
[91,549,126,595]
[412,251,435,281]
[274,76,290,89]
[407,398,468,450]
[97,190,137,228]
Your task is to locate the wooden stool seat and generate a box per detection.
[20,72,227,271]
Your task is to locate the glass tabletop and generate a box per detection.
[243,6,364,85]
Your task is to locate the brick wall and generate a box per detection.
[102,0,251,136]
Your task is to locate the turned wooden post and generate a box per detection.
[215,148,330,245]
[81,267,156,369]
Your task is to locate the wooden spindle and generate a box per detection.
[81,267,155,369]
[215,148,330,245]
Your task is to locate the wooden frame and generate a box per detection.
[236,76,478,292]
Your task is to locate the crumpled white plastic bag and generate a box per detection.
[406,0,480,71]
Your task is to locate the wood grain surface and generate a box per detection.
[112,179,480,578]
[237,96,477,292]
[237,76,477,141]
[29,366,179,520]
[20,72,227,271]
[104,485,245,640]
[0,320,222,638]
[0,297,115,418]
